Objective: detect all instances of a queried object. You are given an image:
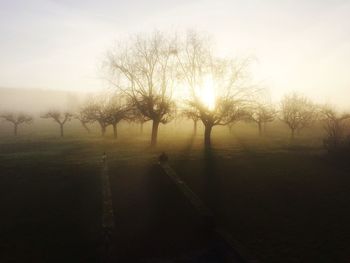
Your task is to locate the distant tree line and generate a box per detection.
[1,91,349,150]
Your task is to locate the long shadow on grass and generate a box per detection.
[181,134,196,156]
[176,136,221,212]
[203,145,221,211]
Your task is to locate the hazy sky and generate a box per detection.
[1,0,349,108]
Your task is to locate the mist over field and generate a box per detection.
[1,1,350,263]
[0,87,84,113]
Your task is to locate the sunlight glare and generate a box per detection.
[200,75,216,111]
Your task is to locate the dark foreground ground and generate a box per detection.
[0,136,241,262]
[1,132,350,262]
[173,135,350,262]
[0,140,101,262]
[108,163,239,262]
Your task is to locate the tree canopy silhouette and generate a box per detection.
[175,32,259,146]
[280,93,317,139]
[106,32,177,146]
[41,111,72,137]
[0,112,33,136]
[320,105,350,149]
[247,102,276,136]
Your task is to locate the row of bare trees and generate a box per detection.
[1,92,349,148]
[103,32,347,147]
[0,93,142,138]
[0,111,73,137]
[77,95,131,138]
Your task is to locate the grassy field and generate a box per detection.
[0,125,349,262]
[0,138,102,262]
[172,134,350,262]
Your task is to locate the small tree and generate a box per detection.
[130,107,150,134]
[104,95,131,139]
[321,105,350,149]
[280,93,317,139]
[227,107,250,134]
[248,103,276,136]
[41,111,72,137]
[0,113,33,136]
[75,111,92,133]
[80,99,109,136]
[181,108,200,136]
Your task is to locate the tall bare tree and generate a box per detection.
[106,32,177,146]
[320,105,350,149]
[175,32,257,146]
[0,113,33,136]
[280,93,317,139]
[248,103,276,136]
[41,111,72,137]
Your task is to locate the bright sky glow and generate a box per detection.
[1,0,350,109]
[199,75,216,111]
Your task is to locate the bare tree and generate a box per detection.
[320,105,350,149]
[248,103,276,136]
[280,93,317,139]
[181,108,200,136]
[78,94,131,138]
[104,95,131,139]
[80,99,110,136]
[75,111,92,133]
[175,32,257,146]
[41,111,73,137]
[0,113,33,136]
[106,32,177,146]
[130,107,150,134]
[227,107,251,134]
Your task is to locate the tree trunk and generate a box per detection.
[228,124,233,134]
[193,120,197,136]
[258,122,262,136]
[14,123,18,136]
[101,125,106,137]
[291,128,295,139]
[60,124,64,137]
[112,123,117,139]
[140,122,144,134]
[82,122,90,133]
[151,120,160,146]
[204,124,213,147]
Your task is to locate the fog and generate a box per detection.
[0,87,89,114]
[2,2,350,262]
[1,0,350,109]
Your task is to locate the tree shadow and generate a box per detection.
[183,134,196,156]
[203,145,220,211]
[175,136,222,212]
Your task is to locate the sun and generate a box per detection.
[199,75,216,111]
